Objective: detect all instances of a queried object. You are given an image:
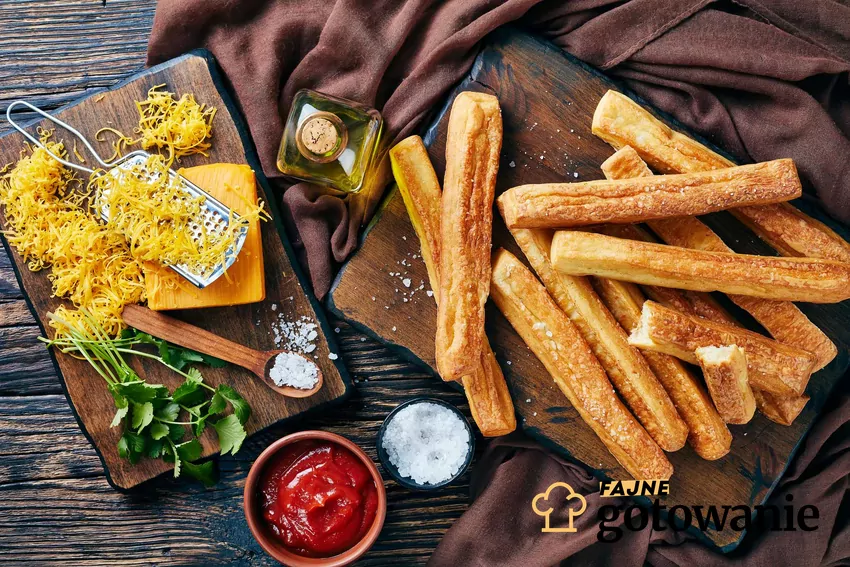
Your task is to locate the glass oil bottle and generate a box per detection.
[276,89,382,193]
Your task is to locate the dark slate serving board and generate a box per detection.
[0,51,352,489]
[328,29,850,551]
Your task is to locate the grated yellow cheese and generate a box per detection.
[0,137,146,338]
[89,154,267,278]
[133,84,216,161]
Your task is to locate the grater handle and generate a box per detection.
[122,304,268,377]
[5,100,113,175]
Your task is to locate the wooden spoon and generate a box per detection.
[122,304,323,398]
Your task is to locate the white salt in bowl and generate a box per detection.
[376,397,475,490]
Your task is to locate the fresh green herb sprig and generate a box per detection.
[41,311,251,486]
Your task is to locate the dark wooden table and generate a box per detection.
[0,1,471,564]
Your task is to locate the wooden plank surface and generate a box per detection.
[329,30,850,551]
[0,1,469,563]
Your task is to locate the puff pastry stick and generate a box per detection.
[505,225,687,451]
[602,149,816,424]
[436,92,502,381]
[695,346,756,425]
[602,147,837,371]
[610,266,809,427]
[629,301,817,396]
[591,277,731,460]
[390,136,443,295]
[550,230,850,304]
[491,249,673,479]
[599,223,738,326]
[592,89,850,262]
[752,389,810,426]
[649,216,837,370]
[390,135,515,437]
[498,159,800,229]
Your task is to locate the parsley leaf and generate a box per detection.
[176,439,203,462]
[150,422,170,441]
[111,405,129,428]
[155,402,180,423]
[114,382,168,404]
[215,385,251,425]
[182,460,218,487]
[214,415,247,455]
[131,402,154,432]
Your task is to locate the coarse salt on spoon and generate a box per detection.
[121,304,323,398]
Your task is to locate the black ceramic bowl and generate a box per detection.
[375,397,475,490]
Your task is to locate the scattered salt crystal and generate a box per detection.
[271,304,277,311]
[426,290,434,297]
[269,352,319,390]
[392,326,397,332]
[526,398,531,403]
[271,315,319,355]
[360,337,367,342]
[334,327,341,333]
[328,352,338,360]
[509,161,516,168]
[381,402,471,485]
[573,172,579,178]
[402,278,411,288]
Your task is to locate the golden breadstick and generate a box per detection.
[599,223,738,326]
[505,225,686,451]
[591,277,731,460]
[390,136,443,294]
[390,135,515,437]
[602,147,836,371]
[648,216,836,370]
[436,92,502,381]
[752,389,810,426]
[498,159,800,229]
[606,269,807,427]
[592,89,850,262]
[629,301,817,396]
[695,346,756,425]
[550,230,850,303]
[733,203,850,262]
[602,148,818,424]
[491,249,672,479]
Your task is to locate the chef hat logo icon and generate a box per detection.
[532,482,588,533]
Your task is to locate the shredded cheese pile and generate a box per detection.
[0,138,146,338]
[90,154,265,278]
[133,84,216,160]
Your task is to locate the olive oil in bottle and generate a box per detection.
[276,89,382,193]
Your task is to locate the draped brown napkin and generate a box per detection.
[147,0,850,564]
[147,0,850,300]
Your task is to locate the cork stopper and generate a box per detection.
[296,111,347,162]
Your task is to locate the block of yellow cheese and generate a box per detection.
[145,163,265,310]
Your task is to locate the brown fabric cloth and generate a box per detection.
[147,0,850,299]
[430,382,850,567]
[146,1,850,563]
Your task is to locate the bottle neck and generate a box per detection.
[296,111,348,163]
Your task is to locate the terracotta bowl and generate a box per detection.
[244,430,387,566]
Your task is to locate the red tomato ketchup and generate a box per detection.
[258,440,379,557]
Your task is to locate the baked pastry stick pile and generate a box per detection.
[390,93,516,437]
[390,88,850,479]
